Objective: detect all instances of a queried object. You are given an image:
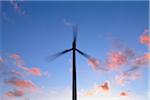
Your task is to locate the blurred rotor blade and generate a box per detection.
[47,48,72,62]
[76,49,91,59]
[73,24,78,42]
[76,49,109,71]
[125,66,139,73]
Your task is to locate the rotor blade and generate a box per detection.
[47,48,72,62]
[76,49,109,71]
[125,66,139,73]
[73,24,78,42]
[76,49,91,59]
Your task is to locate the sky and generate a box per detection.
[0,1,149,100]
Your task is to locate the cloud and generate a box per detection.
[28,68,42,76]
[133,53,150,67]
[98,81,110,92]
[139,29,150,47]
[84,88,99,97]
[104,31,149,75]
[106,33,125,50]
[0,51,51,100]
[0,70,25,78]
[10,53,42,76]
[106,51,127,70]
[11,70,25,77]
[105,47,137,71]
[123,48,135,58]
[5,89,25,97]
[115,72,141,86]
[84,81,110,96]
[88,58,100,70]
[63,19,73,27]
[0,56,4,63]
[0,52,43,98]
[120,52,150,72]
[88,58,108,71]
[10,53,25,67]
[5,77,37,92]
[10,0,26,15]
[0,1,26,22]
[119,91,129,97]
[43,71,50,77]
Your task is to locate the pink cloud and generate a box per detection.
[106,51,127,70]
[84,88,99,96]
[139,29,150,47]
[11,70,25,77]
[88,58,100,70]
[5,89,25,97]
[115,72,141,86]
[88,57,108,71]
[10,53,42,76]
[98,81,110,92]
[10,53,25,67]
[1,52,42,97]
[28,67,42,76]
[119,91,129,97]
[0,56,4,63]
[106,33,124,49]
[5,78,37,92]
[115,73,126,86]
[123,48,135,58]
[134,53,150,66]
[84,81,110,96]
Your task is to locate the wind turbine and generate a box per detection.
[48,24,107,100]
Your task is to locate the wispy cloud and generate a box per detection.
[104,31,148,72]
[98,81,110,92]
[63,19,73,27]
[0,56,4,63]
[88,57,108,72]
[10,53,42,76]
[1,0,26,22]
[43,71,51,77]
[27,68,42,76]
[139,29,150,47]
[5,77,37,92]
[133,53,150,67]
[106,33,125,50]
[88,58,100,70]
[11,70,25,77]
[10,0,26,15]
[5,89,25,97]
[85,81,110,96]
[106,51,127,70]
[115,71,141,86]
[119,91,129,97]
[84,87,99,97]
[0,70,25,78]
[10,53,25,67]
[0,52,44,98]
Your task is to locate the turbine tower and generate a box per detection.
[48,24,106,100]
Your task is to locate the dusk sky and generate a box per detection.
[0,1,149,100]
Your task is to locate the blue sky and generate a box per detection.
[0,1,149,100]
